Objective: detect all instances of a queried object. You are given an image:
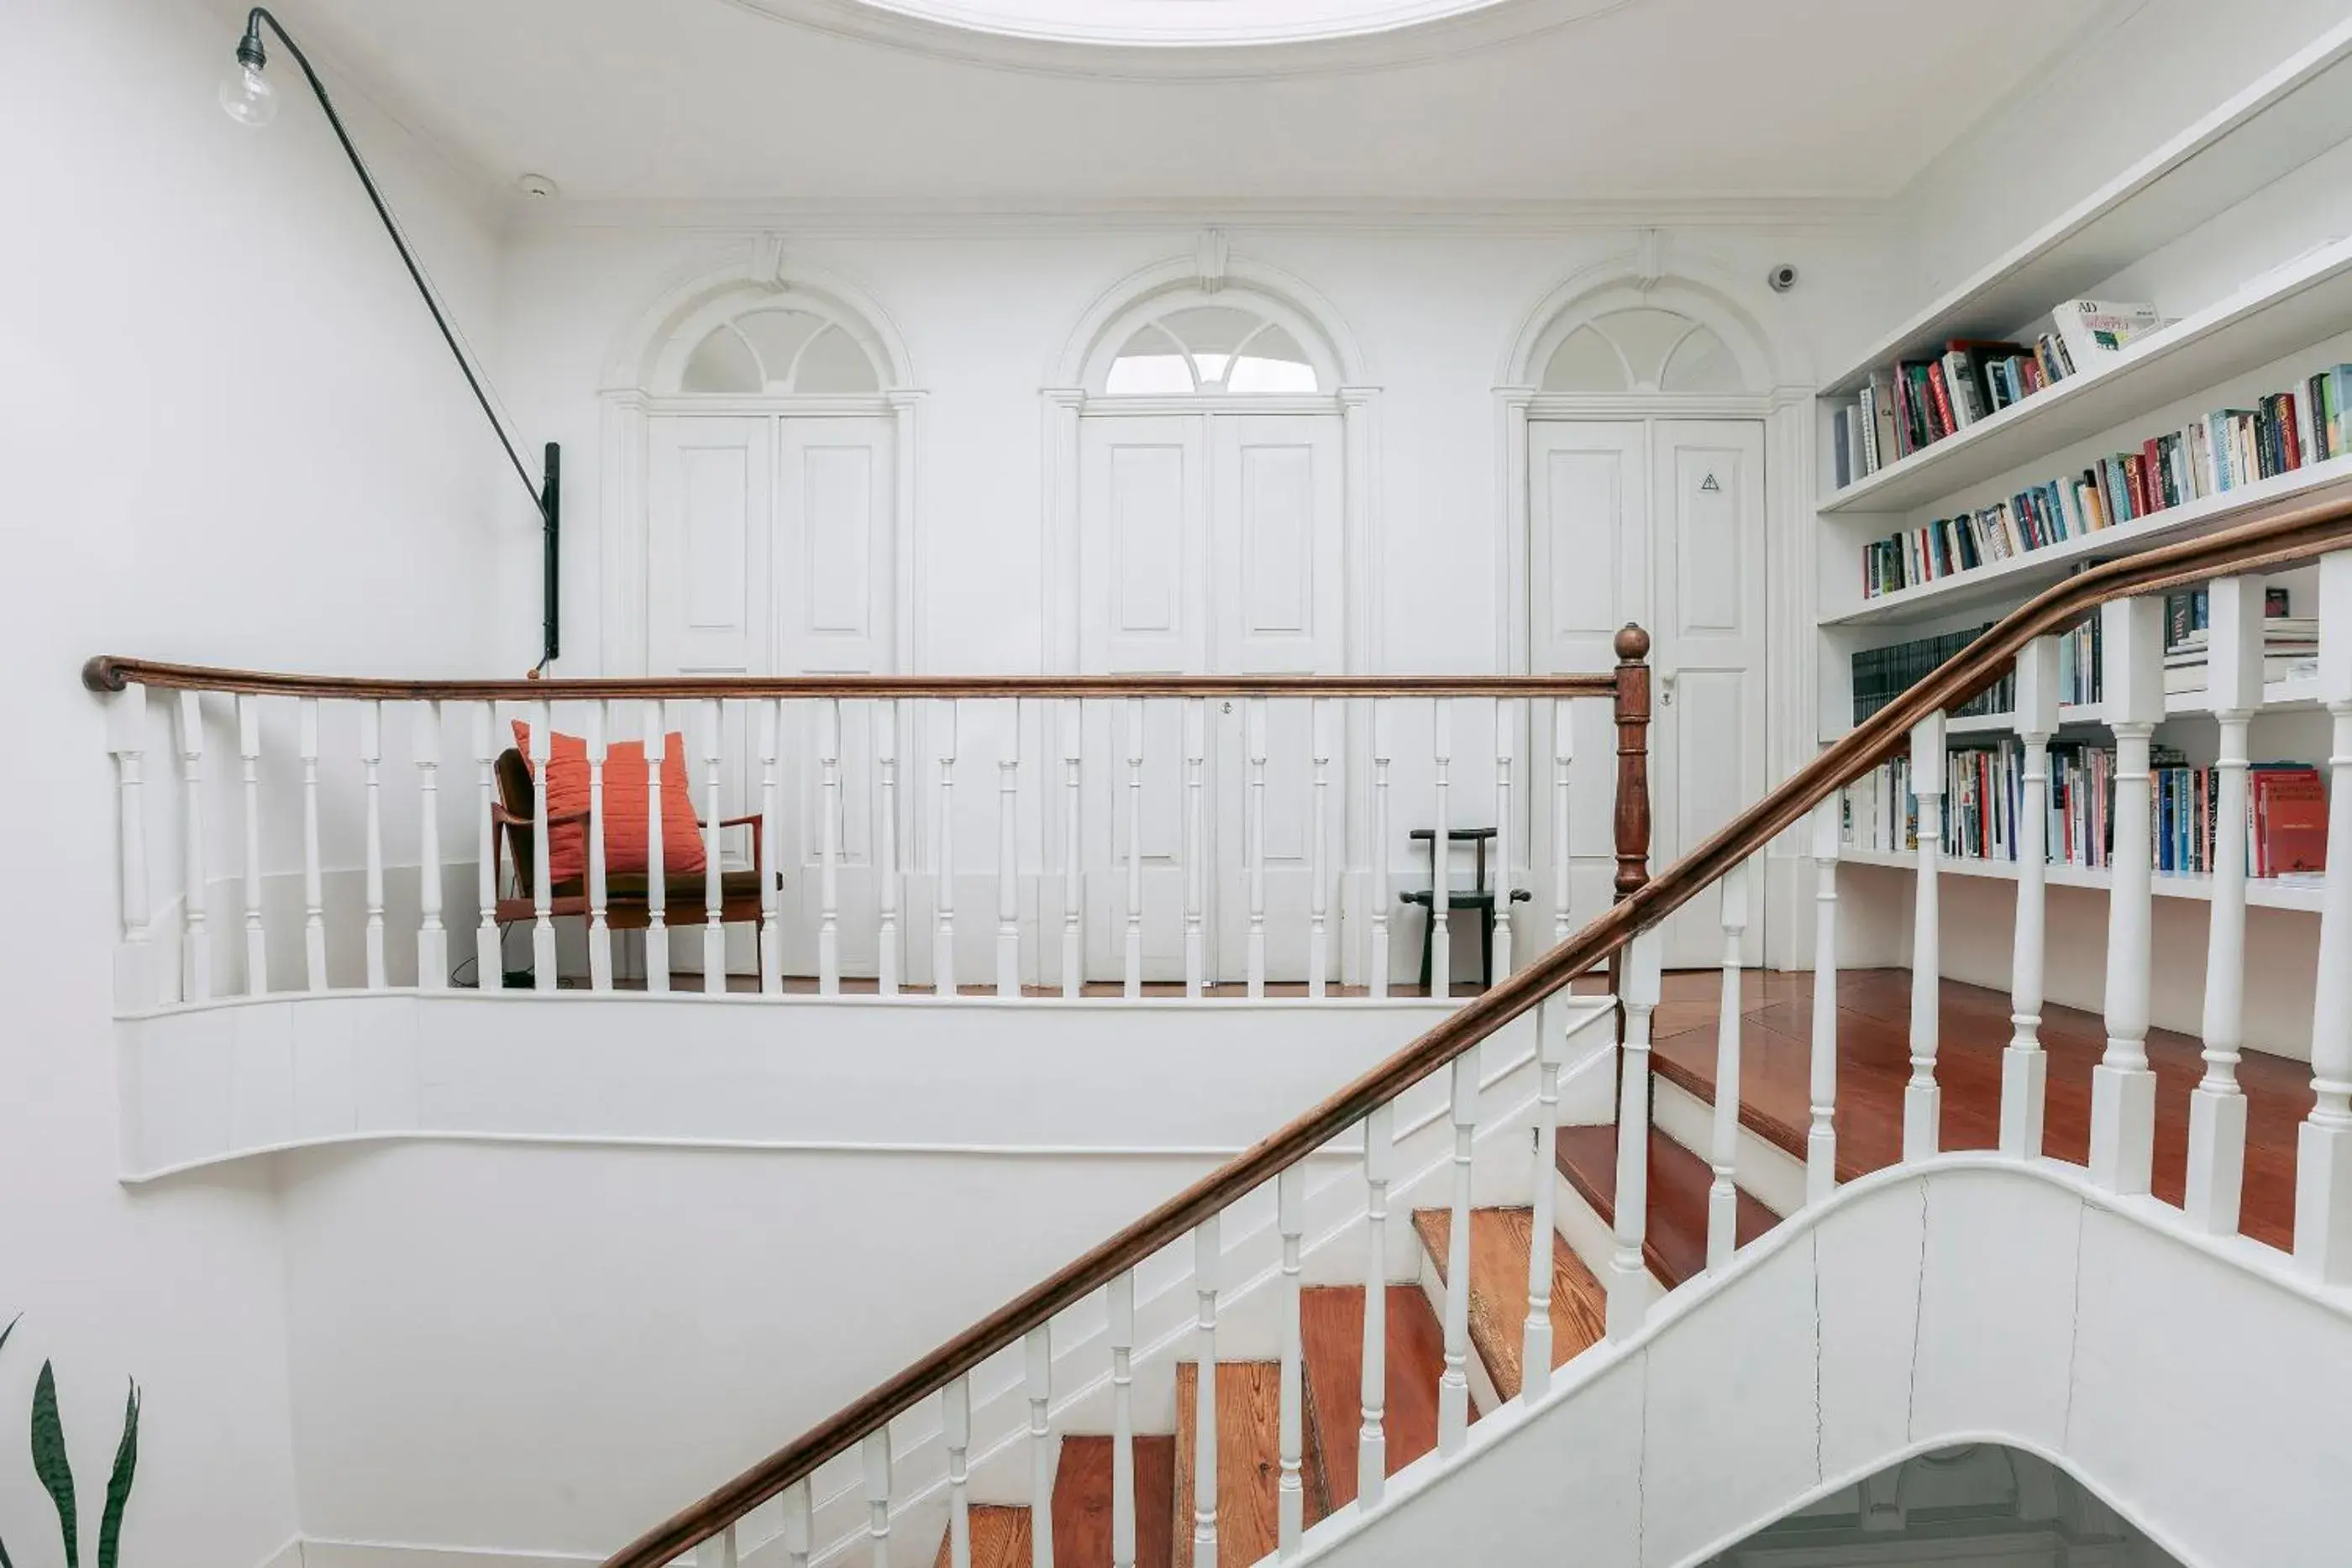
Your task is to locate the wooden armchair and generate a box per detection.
[490,749,774,941]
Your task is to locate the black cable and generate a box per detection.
[241,8,543,512]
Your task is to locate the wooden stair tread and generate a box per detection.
[1555,1122,1777,1290]
[1407,1206,1607,1400]
[935,1503,1032,1568]
[1054,1434,1176,1568]
[1297,1284,1447,1513]
[1173,1361,1307,1568]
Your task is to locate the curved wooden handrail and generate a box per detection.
[80,658,1622,703]
[580,486,2352,1568]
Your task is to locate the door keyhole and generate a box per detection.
[1221,700,1233,714]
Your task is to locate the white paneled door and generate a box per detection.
[1078,412,1345,985]
[646,413,896,979]
[1529,418,1766,969]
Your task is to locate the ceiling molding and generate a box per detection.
[712,0,1648,81]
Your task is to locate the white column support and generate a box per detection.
[1247,696,1268,999]
[1184,700,1208,999]
[1807,799,1840,1206]
[701,700,726,994]
[414,702,446,991]
[756,700,780,996]
[819,698,844,996]
[237,695,267,994]
[942,1378,971,1568]
[878,700,901,996]
[2297,551,2352,1282]
[934,700,959,999]
[1608,929,1662,1341]
[1309,699,1331,998]
[1551,696,1574,947]
[1063,700,1084,999]
[108,684,156,1010]
[2092,595,2164,1195]
[1192,1215,1221,1568]
[524,701,554,991]
[1437,1043,1478,1455]
[1706,857,1751,1273]
[998,699,1022,998]
[1108,1273,1137,1568]
[1523,998,1562,1400]
[360,700,388,990]
[587,704,613,992]
[2190,579,2264,1233]
[863,1427,893,1568]
[1026,1327,1053,1568]
[1493,699,1515,978]
[644,711,670,994]
[1903,711,1946,1162]
[783,1477,814,1568]
[177,690,210,1002]
[695,1526,738,1568]
[470,703,496,993]
[2003,637,2061,1160]
[1123,698,1143,999]
[1357,1100,1392,1508]
[1276,1166,1305,1558]
[1429,698,1452,1000]
[1371,701,1393,999]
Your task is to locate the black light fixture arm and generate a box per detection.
[234,8,561,669]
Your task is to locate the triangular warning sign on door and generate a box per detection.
[1700,472,1721,492]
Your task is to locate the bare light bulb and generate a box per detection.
[218,42,277,127]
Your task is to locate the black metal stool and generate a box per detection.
[1399,826,1530,993]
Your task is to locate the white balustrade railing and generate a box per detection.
[88,669,1641,1008]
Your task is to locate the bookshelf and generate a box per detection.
[1939,677,2325,737]
[1839,847,2327,913]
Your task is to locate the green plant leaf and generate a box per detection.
[31,1361,78,1568]
[97,1382,138,1568]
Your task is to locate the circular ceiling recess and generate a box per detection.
[726,0,1643,77]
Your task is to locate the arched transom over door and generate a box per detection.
[1075,290,1347,987]
[641,286,905,980]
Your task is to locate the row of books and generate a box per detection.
[1832,300,2163,488]
[1850,624,2013,724]
[1842,741,2328,878]
[1858,360,2352,600]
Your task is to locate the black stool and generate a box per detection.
[1399,827,1531,994]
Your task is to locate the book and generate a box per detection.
[2052,298,2163,366]
[2253,767,2328,876]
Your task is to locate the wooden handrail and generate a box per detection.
[590,486,2352,1566]
[80,660,1620,703]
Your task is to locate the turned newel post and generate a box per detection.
[2092,595,2165,1195]
[1611,623,1653,906]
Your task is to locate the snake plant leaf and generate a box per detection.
[31,1360,80,1568]
[96,1382,139,1568]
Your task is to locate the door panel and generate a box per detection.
[648,418,771,679]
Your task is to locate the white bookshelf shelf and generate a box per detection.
[1839,846,2325,912]
[1820,18,2352,399]
[1822,233,2352,515]
[1819,460,2352,629]
[1935,678,2324,737]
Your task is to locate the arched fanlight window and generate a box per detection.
[1541,307,1748,395]
[678,307,883,395]
[1104,303,1321,395]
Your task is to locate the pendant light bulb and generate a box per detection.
[219,34,277,127]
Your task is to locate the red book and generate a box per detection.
[2125,454,2150,517]
[1927,361,1957,438]
[2254,768,2328,876]
[2142,438,2167,507]
[2281,391,2303,470]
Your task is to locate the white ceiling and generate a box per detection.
[279,0,2115,207]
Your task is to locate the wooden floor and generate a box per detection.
[1647,967,2313,1253]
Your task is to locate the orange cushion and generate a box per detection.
[512,722,707,883]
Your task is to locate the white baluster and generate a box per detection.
[864,1427,893,1568]
[470,704,496,992]
[177,690,210,1002]
[879,699,901,996]
[694,1524,738,1568]
[1247,696,1268,998]
[943,1377,972,1568]
[1277,1165,1305,1556]
[645,711,669,994]
[1357,1101,1392,1508]
[415,702,446,991]
[1808,800,1840,1205]
[1123,698,1143,999]
[1184,699,1207,999]
[1903,711,1945,1161]
[1192,1215,1220,1568]
[2003,637,2060,1160]
[1523,999,1562,1401]
[1437,1043,1478,1455]
[701,699,725,994]
[2189,579,2262,1232]
[1109,1274,1137,1568]
[361,700,388,990]
[1493,700,1515,979]
[528,700,555,992]
[1309,699,1331,998]
[1551,697,1574,947]
[935,700,958,998]
[998,700,1021,998]
[783,1477,813,1568]
[1062,700,1083,999]
[587,702,613,992]
[1707,858,1751,1272]
[2297,550,2352,1282]
[1608,929,1662,1341]
[756,700,780,995]
[107,684,155,1010]
[1430,699,1452,1000]
[2092,596,2163,1194]
[237,695,267,994]
[1371,700,1393,1000]
[820,698,843,996]
[1026,1326,1053,1568]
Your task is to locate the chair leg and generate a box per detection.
[1417,905,1434,998]
[1480,905,1494,990]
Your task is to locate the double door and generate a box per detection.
[1077,412,1346,985]
[1528,417,1767,969]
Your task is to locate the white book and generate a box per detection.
[2051,298,2162,368]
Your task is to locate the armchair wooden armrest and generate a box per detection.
[698,812,769,886]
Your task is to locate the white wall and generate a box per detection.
[0,0,509,1560]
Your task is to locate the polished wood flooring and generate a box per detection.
[1646,967,2313,1253]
